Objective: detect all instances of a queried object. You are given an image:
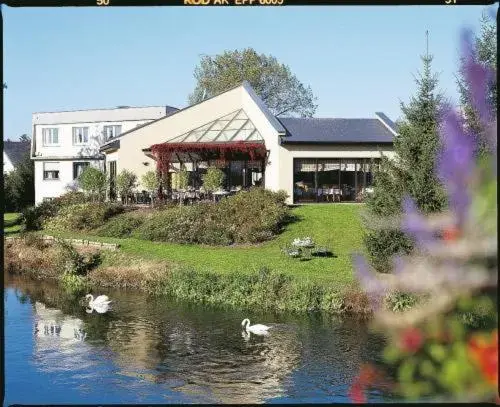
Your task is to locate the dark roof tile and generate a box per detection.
[278,116,395,144]
[4,140,30,166]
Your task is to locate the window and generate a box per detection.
[42,128,59,146]
[73,162,90,179]
[43,162,60,180]
[72,127,89,145]
[103,125,122,140]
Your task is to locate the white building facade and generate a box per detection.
[99,82,397,205]
[32,106,177,204]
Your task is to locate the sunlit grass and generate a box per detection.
[47,204,365,286]
[4,212,22,235]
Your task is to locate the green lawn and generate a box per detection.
[4,212,22,235]
[48,204,366,286]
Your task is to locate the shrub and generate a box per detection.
[95,212,146,238]
[116,170,137,204]
[172,167,190,191]
[54,191,87,207]
[202,166,225,192]
[78,167,107,202]
[217,188,290,243]
[131,188,290,245]
[44,203,125,232]
[133,203,232,245]
[21,200,60,231]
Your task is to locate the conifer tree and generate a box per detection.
[457,13,496,155]
[363,46,447,272]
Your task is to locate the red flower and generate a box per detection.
[349,381,366,404]
[442,225,461,242]
[399,327,424,353]
[468,330,498,387]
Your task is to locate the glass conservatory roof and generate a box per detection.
[166,109,264,144]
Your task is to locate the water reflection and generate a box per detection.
[5,275,392,404]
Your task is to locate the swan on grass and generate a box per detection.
[241,318,271,335]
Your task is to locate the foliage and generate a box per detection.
[457,12,497,155]
[95,212,145,238]
[78,167,107,202]
[201,166,225,193]
[171,167,190,191]
[141,170,160,193]
[363,52,447,272]
[116,170,137,203]
[351,25,498,403]
[21,200,60,231]
[188,47,317,117]
[53,191,87,207]
[44,203,125,232]
[4,149,34,211]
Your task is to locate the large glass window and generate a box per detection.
[293,158,380,203]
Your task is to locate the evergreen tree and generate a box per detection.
[457,13,496,154]
[4,150,35,211]
[363,51,447,272]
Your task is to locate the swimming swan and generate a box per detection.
[241,318,271,335]
[85,294,112,308]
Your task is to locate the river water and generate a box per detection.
[5,275,396,404]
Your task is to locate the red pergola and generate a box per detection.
[147,141,268,198]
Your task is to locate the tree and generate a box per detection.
[78,167,107,202]
[4,150,35,211]
[189,48,317,117]
[201,167,225,198]
[116,170,137,205]
[457,12,496,155]
[141,170,160,206]
[363,51,447,272]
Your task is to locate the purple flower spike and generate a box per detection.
[461,28,496,148]
[437,108,475,227]
[401,196,435,250]
[353,253,385,310]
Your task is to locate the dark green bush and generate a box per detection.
[133,203,232,245]
[45,203,125,231]
[132,188,290,245]
[54,191,87,207]
[95,212,146,238]
[217,187,290,243]
[21,200,61,231]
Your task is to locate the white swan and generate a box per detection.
[85,294,112,307]
[241,318,271,335]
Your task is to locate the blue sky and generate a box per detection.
[2,5,494,140]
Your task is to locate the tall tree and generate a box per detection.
[4,149,35,211]
[363,48,447,272]
[457,12,497,154]
[189,48,317,117]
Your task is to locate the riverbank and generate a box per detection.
[4,231,372,316]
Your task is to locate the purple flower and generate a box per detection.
[352,254,386,310]
[401,196,435,250]
[436,108,475,227]
[461,29,497,152]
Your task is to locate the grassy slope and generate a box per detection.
[47,204,365,287]
[4,213,21,235]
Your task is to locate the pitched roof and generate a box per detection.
[278,114,396,144]
[4,140,30,166]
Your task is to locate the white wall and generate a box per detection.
[35,159,103,203]
[277,143,396,204]
[32,107,170,203]
[3,152,14,173]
